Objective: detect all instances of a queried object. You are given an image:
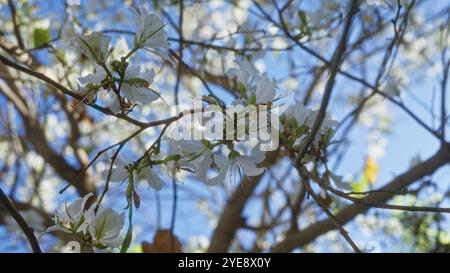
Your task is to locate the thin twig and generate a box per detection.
[7,0,25,50]
[298,168,362,253]
[294,0,360,166]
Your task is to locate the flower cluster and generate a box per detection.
[281,102,350,191]
[99,53,343,192]
[105,58,282,191]
[46,193,125,252]
[228,59,277,105]
[74,7,168,113]
[58,5,348,253]
[282,101,338,153]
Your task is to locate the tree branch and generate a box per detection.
[294,0,360,166]
[272,143,450,252]
[0,187,41,253]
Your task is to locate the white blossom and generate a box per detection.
[132,7,169,49]
[77,65,159,110]
[177,140,213,179]
[204,146,265,186]
[254,73,276,104]
[77,66,121,112]
[228,59,258,88]
[98,89,122,113]
[86,206,125,248]
[108,157,163,190]
[228,59,276,105]
[329,172,351,191]
[121,65,159,104]
[284,102,312,126]
[78,65,107,85]
[164,139,207,180]
[306,110,338,134]
[45,193,93,234]
[46,193,125,251]
[106,158,129,183]
[138,167,163,191]
[74,32,111,64]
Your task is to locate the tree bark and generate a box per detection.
[272,144,450,252]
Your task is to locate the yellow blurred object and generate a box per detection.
[364,157,379,184]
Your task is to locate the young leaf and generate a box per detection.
[33,28,50,47]
[120,205,133,253]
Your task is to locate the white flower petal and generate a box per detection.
[193,152,213,179]
[74,32,111,63]
[329,173,351,191]
[57,193,93,222]
[105,159,128,183]
[121,85,159,104]
[228,59,258,87]
[255,73,276,104]
[204,167,227,186]
[106,94,122,114]
[78,66,107,85]
[89,208,125,244]
[140,167,163,191]
[133,7,169,49]
[236,156,265,176]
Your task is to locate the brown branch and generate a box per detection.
[272,143,450,252]
[0,54,147,128]
[7,0,25,50]
[0,63,96,197]
[0,188,41,253]
[299,170,361,253]
[207,149,282,253]
[265,0,440,140]
[327,186,450,214]
[294,0,360,166]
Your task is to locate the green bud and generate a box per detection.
[201,139,213,149]
[247,94,256,105]
[237,82,246,95]
[228,151,240,159]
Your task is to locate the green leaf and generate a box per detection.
[120,205,133,253]
[351,177,369,196]
[33,28,51,48]
[125,171,134,209]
